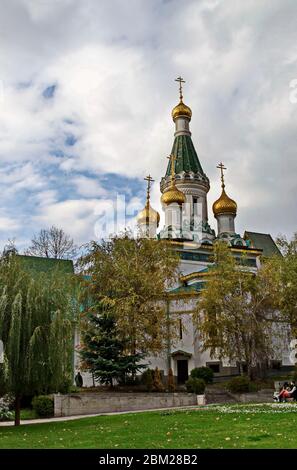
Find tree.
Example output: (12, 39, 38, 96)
(25, 226, 77, 260)
(273, 234, 297, 369)
(2, 239, 18, 257)
(79, 300, 145, 386)
(193, 241, 283, 379)
(78, 234, 180, 358)
(0, 255, 77, 425)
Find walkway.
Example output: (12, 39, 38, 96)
(0, 405, 202, 427)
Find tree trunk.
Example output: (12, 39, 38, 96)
(247, 363, 254, 381)
(238, 361, 243, 376)
(14, 394, 21, 426)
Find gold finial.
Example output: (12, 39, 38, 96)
(217, 162, 226, 189)
(161, 153, 185, 206)
(175, 76, 185, 102)
(144, 174, 154, 204)
(213, 163, 237, 217)
(167, 154, 177, 184)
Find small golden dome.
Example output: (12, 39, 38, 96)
(161, 184, 186, 206)
(172, 100, 192, 121)
(212, 189, 237, 217)
(137, 202, 160, 226)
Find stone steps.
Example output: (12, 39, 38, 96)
(205, 387, 275, 404)
(205, 388, 238, 404)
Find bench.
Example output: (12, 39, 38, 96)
(274, 381, 296, 402)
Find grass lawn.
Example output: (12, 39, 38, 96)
(1, 404, 297, 449)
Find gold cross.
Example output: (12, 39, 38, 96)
(217, 162, 226, 188)
(175, 76, 185, 101)
(144, 174, 154, 201)
(167, 154, 177, 183)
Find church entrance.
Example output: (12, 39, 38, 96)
(177, 359, 189, 384)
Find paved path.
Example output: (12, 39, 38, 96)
(0, 405, 202, 427)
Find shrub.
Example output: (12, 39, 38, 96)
(122, 375, 140, 386)
(227, 376, 250, 393)
(141, 369, 153, 391)
(58, 379, 72, 394)
(167, 368, 175, 392)
(152, 367, 165, 392)
(190, 367, 214, 384)
(0, 405, 13, 421)
(32, 395, 54, 418)
(185, 377, 206, 395)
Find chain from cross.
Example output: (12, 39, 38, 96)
(144, 174, 154, 201)
(175, 76, 185, 101)
(217, 162, 226, 188)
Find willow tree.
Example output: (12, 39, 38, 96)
(193, 241, 282, 379)
(0, 255, 77, 425)
(78, 234, 180, 360)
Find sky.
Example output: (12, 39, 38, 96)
(0, 0, 296, 251)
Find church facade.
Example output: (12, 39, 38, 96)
(135, 78, 290, 384)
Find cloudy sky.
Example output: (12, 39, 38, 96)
(0, 0, 296, 251)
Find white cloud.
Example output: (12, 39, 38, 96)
(0, 0, 296, 249)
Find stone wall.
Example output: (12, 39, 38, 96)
(54, 392, 197, 417)
(229, 389, 274, 403)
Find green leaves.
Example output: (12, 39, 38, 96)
(194, 241, 283, 378)
(0, 254, 77, 398)
(78, 235, 180, 356)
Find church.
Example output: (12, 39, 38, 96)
(134, 77, 287, 385)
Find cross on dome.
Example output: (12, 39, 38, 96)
(175, 76, 185, 101)
(216, 162, 227, 189)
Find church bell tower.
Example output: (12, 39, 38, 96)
(160, 77, 215, 243)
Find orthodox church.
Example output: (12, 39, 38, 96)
(135, 78, 286, 384)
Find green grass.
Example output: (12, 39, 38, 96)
(1, 404, 297, 449)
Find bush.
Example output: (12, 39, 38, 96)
(227, 376, 251, 393)
(185, 377, 206, 395)
(167, 368, 175, 392)
(32, 395, 54, 418)
(58, 379, 72, 394)
(122, 375, 140, 386)
(141, 369, 153, 391)
(152, 367, 165, 392)
(0, 404, 13, 421)
(190, 367, 214, 384)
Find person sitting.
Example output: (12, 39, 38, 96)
(275, 382, 290, 402)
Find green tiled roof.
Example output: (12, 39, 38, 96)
(170, 281, 204, 295)
(244, 232, 281, 257)
(17, 255, 74, 274)
(165, 134, 206, 177)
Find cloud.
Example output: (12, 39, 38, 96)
(0, 0, 296, 251)
(71, 175, 107, 198)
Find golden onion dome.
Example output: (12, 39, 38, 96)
(137, 202, 160, 226)
(161, 184, 186, 206)
(172, 100, 192, 121)
(212, 188, 237, 217)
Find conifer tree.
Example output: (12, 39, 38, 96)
(79, 301, 145, 386)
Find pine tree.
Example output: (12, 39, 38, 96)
(79, 303, 145, 387)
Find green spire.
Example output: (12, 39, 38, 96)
(165, 134, 206, 178)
